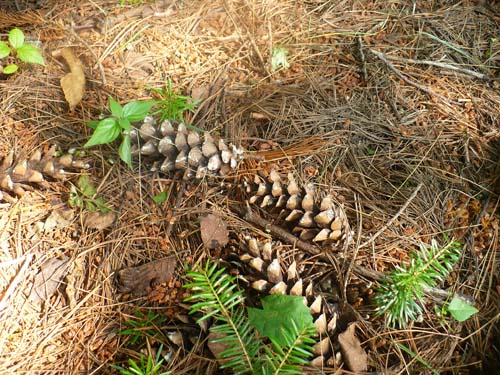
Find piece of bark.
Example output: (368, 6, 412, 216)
(28, 256, 70, 304)
(116, 256, 177, 296)
(338, 323, 368, 373)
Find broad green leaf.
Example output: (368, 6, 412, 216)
(87, 120, 99, 129)
(92, 197, 111, 213)
(271, 46, 290, 71)
(84, 118, 121, 147)
(122, 100, 155, 122)
(119, 135, 132, 168)
(248, 294, 314, 346)
(16, 44, 45, 65)
(2, 64, 18, 74)
(118, 117, 131, 131)
(9, 28, 24, 49)
(448, 296, 478, 322)
(109, 97, 123, 118)
(0, 42, 11, 59)
(153, 189, 168, 204)
(77, 175, 97, 197)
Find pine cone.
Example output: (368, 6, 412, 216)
(0, 146, 89, 202)
(130, 116, 244, 179)
(243, 170, 351, 249)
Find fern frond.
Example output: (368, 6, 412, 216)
(184, 261, 256, 373)
(375, 239, 461, 328)
(263, 320, 317, 375)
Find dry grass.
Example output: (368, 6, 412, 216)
(0, 0, 499, 374)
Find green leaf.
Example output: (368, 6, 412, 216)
(84, 118, 121, 147)
(16, 44, 45, 65)
(448, 296, 478, 322)
(87, 120, 99, 129)
(122, 100, 155, 122)
(2, 64, 18, 74)
(119, 135, 132, 168)
(0, 42, 11, 59)
(153, 189, 169, 204)
(77, 175, 97, 197)
(271, 46, 290, 72)
(9, 28, 24, 49)
(109, 97, 123, 118)
(248, 294, 314, 346)
(118, 117, 131, 131)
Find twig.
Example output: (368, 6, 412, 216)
(165, 179, 187, 238)
(69, 22, 107, 85)
(358, 183, 423, 249)
(370, 49, 460, 106)
(379, 54, 490, 81)
(242, 205, 321, 255)
(356, 37, 368, 81)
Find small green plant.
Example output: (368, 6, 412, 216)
(68, 175, 111, 213)
(118, 309, 167, 347)
(184, 260, 317, 375)
(435, 295, 478, 324)
(271, 46, 290, 72)
(0, 28, 44, 74)
(375, 238, 462, 328)
(111, 345, 171, 375)
(149, 80, 199, 123)
(85, 96, 155, 167)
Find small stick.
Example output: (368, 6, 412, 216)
(242, 205, 321, 255)
(370, 49, 460, 106)
(165, 179, 187, 238)
(380, 54, 490, 81)
(358, 183, 423, 249)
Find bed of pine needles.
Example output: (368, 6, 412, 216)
(0, 0, 499, 374)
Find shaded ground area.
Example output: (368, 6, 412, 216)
(0, 0, 499, 374)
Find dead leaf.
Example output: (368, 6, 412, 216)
(84, 211, 116, 230)
(28, 256, 70, 304)
(43, 208, 75, 233)
(207, 330, 231, 365)
(200, 214, 229, 249)
(52, 48, 85, 111)
(116, 256, 177, 296)
(338, 323, 368, 373)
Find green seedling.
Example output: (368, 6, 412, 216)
(69, 175, 111, 213)
(375, 238, 462, 328)
(0, 28, 44, 74)
(85, 96, 155, 168)
(271, 46, 290, 72)
(149, 80, 199, 123)
(111, 345, 171, 375)
(119, 310, 167, 347)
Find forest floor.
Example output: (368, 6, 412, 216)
(0, 0, 499, 374)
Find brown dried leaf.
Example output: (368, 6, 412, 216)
(338, 323, 368, 373)
(52, 48, 85, 111)
(84, 211, 116, 230)
(200, 214, 229, 249)
(116, 256, 177, 296)
(28, 256, 70, 304)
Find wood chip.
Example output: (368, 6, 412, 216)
(116, 256, 177, 296)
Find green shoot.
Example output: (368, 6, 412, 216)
(118, 309, 167, 347)
(375, 238, 462, 328)
(85, 96, 155, 168)
(149, 80, 199, 123)
(111, 345, 171, 375)
(68, 175, 111, 213)
(0, 28, 44, 75)
(271, 46, 290, 71)
(396, 343, 440, 375)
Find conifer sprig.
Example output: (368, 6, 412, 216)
(184, 260, 317, 375)
(375, 239, 461, 328)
